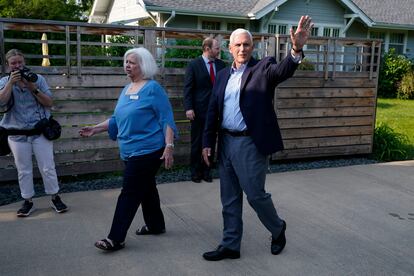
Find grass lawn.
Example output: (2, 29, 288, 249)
(376, 98, 414, 159)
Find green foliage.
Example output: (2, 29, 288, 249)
(298, 58, 315, 71)
(373, 122, 408, 161)
(378, 49, 413, 98)
(1, 0, 94, 66)
(165, 39, 202, 68)
(397, 71, 414, 99)
(0, 0, 92, 21)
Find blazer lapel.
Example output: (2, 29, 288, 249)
(218, 68, 231, 115)
(197, 57, 210, 79)
(240, 58, 257, 93)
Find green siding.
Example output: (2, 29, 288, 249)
(346, 20, 367, 38)
(275, 0, 345, 25)
(165, 15, 198, 29)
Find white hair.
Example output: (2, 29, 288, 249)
(229, 28, 253, 45)
(124, 47, 158, 79)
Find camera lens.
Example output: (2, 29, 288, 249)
(20, 67, 38, 82)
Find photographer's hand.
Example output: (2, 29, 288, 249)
(0, 71, 20, 103)
(8, 71, 21, 85)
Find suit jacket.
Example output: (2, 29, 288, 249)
(183, 56, 226, 119)
(203, 56, 299, 155)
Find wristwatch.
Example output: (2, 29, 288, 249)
(166, 143, 174, 149)
(32, 89, 40, 95)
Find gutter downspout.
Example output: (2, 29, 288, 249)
(163, 10, 176, 27)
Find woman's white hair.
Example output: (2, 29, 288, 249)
(124, 47, 158, 79)
(229, 28, 253, 45)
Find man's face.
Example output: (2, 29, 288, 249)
(208, 40, 220, 59)
(229, 33, 253, 67)
(7, 55, 25, 72)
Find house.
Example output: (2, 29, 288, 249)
(88, 0, 414, 59)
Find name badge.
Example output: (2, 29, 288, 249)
(129, 95, 139, 100)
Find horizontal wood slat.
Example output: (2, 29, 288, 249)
(0, 20, 380, 182)
(0, 73, 377, 182)
(273, 144, 372, 160)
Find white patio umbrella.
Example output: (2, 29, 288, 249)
(41, 33, 51, 66)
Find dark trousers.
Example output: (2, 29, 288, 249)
(190, 116, 214, 177)
(218, 134, 284, 251)
(108, 148, 165, 243)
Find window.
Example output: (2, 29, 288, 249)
(369, 31, 405, 54)
(369, 31, 385, 40)
(323, 27, 340, 37)
(227, 23, 245, 31)
(268, 24, 277, 34)
(278, 25, 287, 35)
(267, 24, 287, 34)
(389, 33, 404, 54)
(202, 21, 221, 30)
(311, 27, 319, 36)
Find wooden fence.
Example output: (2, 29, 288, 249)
(0, 18, 381, 181)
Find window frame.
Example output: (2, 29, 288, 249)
(368, 30, 407, 55)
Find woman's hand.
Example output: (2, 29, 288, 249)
(79, 120, 110, 137)
(161, 146, 174, 169)
(79, 126, 97, 137)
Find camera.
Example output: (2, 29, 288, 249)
(13, 66, 38, 82)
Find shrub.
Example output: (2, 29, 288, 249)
(298, 58, 315, 71)
(397, 71, 414, 99)
(373, 122, 408, 161)
(164, 39, 202, 68)
(378, 49, 412, 98)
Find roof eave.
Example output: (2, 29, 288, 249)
(146, 6, 251, 20)
(371, 22, 414, 31)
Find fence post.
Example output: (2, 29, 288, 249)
(76, 26, 82, 77)
(65, 25, 71, 77)
(144, 29, 156, 57)
(0, 23, 5, 76)
(369, 41, 375, 80)
(216, 34, 223, 59)
(332, 39, 336, 80)
(324, 39, 330, 80)
(268, 36, 276, 58)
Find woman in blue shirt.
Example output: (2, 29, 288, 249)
(80, 47, 177, 251)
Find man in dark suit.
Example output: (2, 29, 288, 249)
(184, 37, 226, 183)
(202, 16, 313, 261)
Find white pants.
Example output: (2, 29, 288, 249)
(8, 135, 59, 199)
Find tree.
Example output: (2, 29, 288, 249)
(0, 0, 93, 21)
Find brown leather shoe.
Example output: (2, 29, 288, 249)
(203, 245, 240, 261)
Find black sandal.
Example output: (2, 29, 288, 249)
(94, 238, 125, 251)
(135, 225, 166, 235)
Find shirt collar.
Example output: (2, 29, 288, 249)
(230, 62, 247, 74)
(202, 55, 212, 65)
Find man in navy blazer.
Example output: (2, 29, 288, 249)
(202, 16, 313, 261)
(184, 38, 226, 183)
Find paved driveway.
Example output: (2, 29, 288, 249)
(1, 161, 413, 275)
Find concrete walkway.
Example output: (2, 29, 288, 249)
(1, 161, 413, 276)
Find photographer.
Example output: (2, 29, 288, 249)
(0, 49, 68, 217)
